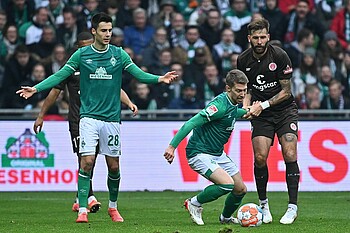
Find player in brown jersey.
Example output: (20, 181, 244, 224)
(237, 18, 299, 225)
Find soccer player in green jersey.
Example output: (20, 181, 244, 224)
(17, 12, 178, 223)
(164, 69, 256, 225)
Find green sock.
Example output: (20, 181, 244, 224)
(78, 169, 91, 208)
(222, 192, 246, 218)
(197, 184, 234, 204)
(107, 171, 120, 202)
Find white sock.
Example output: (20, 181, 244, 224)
(75, 197, 79, 204)
(109, 200, 117, 209)
(190, 196, 201, 207)
(288, 203, 297, 211)
(259, 198, 268, 206)
(88, 196, 97, 203)
(79, 207, 87, 214)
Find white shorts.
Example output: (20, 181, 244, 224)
(187, 152, 239, 179)
(79, 117, 122, 157)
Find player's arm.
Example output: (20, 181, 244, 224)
(121, 49, 177, 84)
(164, 113, 208, 164)
(16, 50, 80, 98)
(120, 89, 138, 116)
(33, 88, 61, 134)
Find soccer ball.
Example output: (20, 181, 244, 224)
(237, 203, 263, 227)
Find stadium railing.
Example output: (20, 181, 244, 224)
(0, 109, 349, 120)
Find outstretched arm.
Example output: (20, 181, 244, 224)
(33, 88, 61, 134)
(120, 89, 138, 116)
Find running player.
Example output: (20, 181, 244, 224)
(237, 18, 299, 225)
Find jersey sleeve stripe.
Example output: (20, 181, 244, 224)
(66, 64, 77, 71)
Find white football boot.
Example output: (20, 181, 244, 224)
(259, 199, 273, 223)
(280, 204, 298, 224)
(184, 199, 204, 225)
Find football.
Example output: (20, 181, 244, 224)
(237, 203, 263, 227)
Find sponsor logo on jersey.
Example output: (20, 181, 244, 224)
(90, 67, 112, 79)
(283, 65, 293, 74)
(269, 62, 277, 71)
(252, 81, 278, 91)
(1, 129, 54, 168)
(206, 105, 218, 116)
(290, 123, 297, 131)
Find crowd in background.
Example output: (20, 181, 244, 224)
(0, 0, 350, 117)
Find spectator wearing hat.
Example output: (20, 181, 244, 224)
(111, 27, 124, 47)
(172, 24, 211, 65)
(168, 81, 204, 110)
(292, 46, 318, 100)
(150, 0, 177, 29)
(124, 7, 155, 63)
(317, 30, 344, 76)
(331, 0, 350, 50)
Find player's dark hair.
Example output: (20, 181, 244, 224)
(226, 69, 249, 87)
(247, 18, 270, 35)
(91, 12, 112, 30)
(77, 31, 94, 42)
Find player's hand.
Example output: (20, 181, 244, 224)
(159, 71, 178, 84)
(164, 145, 175, 164)
(249, 101, 263, 117)
(33, 117, 44, 134)
(129, 103, 138, 117)
(16, 86, 37, 99)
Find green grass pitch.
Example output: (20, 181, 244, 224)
(0, 191, 349, 233)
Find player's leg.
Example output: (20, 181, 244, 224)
(76, 117, 99, 223)
(277, 108, 299, 224)
(185, 153, 234, 225)
(87, 147, 101, 213)
(100, 121, 123, 222)
(251, 118, 274, 223)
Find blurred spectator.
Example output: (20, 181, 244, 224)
(42, 43, 66, 76)
(172, 25, 211, 65)
(6, 0, 35, 28)
(0, 23, 20, 63)
(118, 0, 142, 28)
(131, 82, 157, 110)
(284, 0, 325, 45)
(279, 0, 314, 15)
(223, 0, 252, 50)
(317, 30, 344, 76)
(148, 48, 172, 75)
(0, 10, 7, 37)
(335, 49, 350, 98)
(315, 0, 342, 29)
(19, 7, 49, 45)
(1, 44, 37, 108)
(330, 0, 350, 49)
(212, 28, 242, 76)
(298, 84, 321, 110)
(229, 52, 239, 69)
(46, 0, 65, 28)
(199, 8, 227, 50)
(110, 27, 124, 47)
(77, 0, 100, 30)
(318, 64, 334, 101)
(140, 0, 161, 18)
(176, 0, 199, 21)
(213, 0, 230, 15)
(121, 46, 136, 96)
(124, 7, 155, 63)
(102, 0, 123, 28)
(141, 27, 170, 68)
(292, 47, 318, 99)
(259, 0, 286, 42)
(201, 63, 225, 105)
(150, 0, 176, 29)
(320, 79, 350, 109)
(56, 7, 84, 54)
(188, 0, 215, 26)
(168, 82, 204, 110)
(167, 12, 186, 48)
(28, 25, 57, 63)
(284, 28, 315, 68)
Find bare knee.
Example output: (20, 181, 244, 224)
(234, 184, 247, 195)
(283, 151, 297, 163)
(108, 164, 120, 173)
(255, 153, 267, 167)
(81, 157, 95, 172)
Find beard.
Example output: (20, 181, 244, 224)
(251, 42, 268, 54)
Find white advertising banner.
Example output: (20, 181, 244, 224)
(0, 121, 349, 191)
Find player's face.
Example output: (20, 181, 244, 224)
(92, 22, 112, 49)
(248, 28, 269, 55)
(226, 83, 247, 104)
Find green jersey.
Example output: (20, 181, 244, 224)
(34, 44, 160, 122)
(170, 92, 247, 158)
